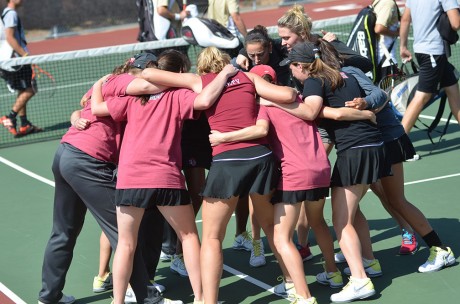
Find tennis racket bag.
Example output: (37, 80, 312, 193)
(346, 4, 378, 81)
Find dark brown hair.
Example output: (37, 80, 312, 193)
(115, 57, 158, 105)
(157, 49, 191, 73)
(138, 50, 191, 105)
(245, 25, 272, 49)
(296, 38, 344, 90)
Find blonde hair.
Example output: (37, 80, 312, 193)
(196, 47, 231, 75)
(277, 5, 312, 40)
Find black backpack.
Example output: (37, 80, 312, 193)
(136, 0, 157, 42)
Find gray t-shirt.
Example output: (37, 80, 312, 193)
(2, 8, 28, 55)
(406, 0, 459, 55)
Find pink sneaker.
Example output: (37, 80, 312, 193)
(296, 243, 313, 261)
(399, 229, 418, 255)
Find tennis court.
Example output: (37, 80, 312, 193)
(1, 116, 459, 304)
(1, 7, 460, 304)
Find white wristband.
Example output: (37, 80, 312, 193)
(174, 13, 181, 21)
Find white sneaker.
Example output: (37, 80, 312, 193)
(158, 298, 184, 304)
(273, 276, 296, 296)
(232, 231, 253, 251)
(418, 246, 456, 273)
(125, 287, 137, 303)
(38, 294, 76, 304)
(249, 239, 266, 267)
(160, 250, 173, 261)
(170, 254, 188, 277)
(330, 277, 375, 303)
(334, 251, 346, 263)
(406, 154, 421, 162)
(150, 280, 166, 293)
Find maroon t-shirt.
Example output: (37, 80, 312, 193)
(61, 74, 135, 164)
(107, 88, 197, 189)
(201, 71, 268, 156)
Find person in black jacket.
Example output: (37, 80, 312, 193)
(235, 9, 372, 91)
(232, 25, 291, 86)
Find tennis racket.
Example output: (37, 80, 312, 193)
(378, 65, 405, 94)
(378, 60, 418, 94)
(31, 64, 56, 98)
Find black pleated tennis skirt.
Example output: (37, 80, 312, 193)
(271, 187, 330, 204)
(115, 188, 190, 209)
(331, 143, 392, 187)
(385, 134, 416, 164)
(200, 145, 279, 199)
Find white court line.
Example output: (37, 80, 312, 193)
(1, 155, 460, 296)
(419, 114, 451, 123)
(223, 264, 287, 299)
(0, 156, 55, 187)
(0, 282, 27, 304)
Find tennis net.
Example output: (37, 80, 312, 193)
(0, 16, 458, 148)
(0, 39, 194, 148)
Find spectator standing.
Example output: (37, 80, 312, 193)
(399, 0, 460, 134)
(207, 0, 248, 58)
(136, 0, 189, 42)
(208, 0, 248, 39)
(153, 0, 190, 40)
(1, 0, 41, 138)
(373, 0, 400, 83)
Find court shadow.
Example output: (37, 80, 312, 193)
(153, 217, 459, 303)
(46, 121, 71, 132)
(72, 291, 111, 303)
(408, 125, 460, 155)
(415, 136, 460, 157)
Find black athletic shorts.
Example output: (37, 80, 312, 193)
(0, 64, 36, 91)
(415, 53, 458, 94)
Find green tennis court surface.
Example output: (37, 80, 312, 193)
(1, 111, 459, 303)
